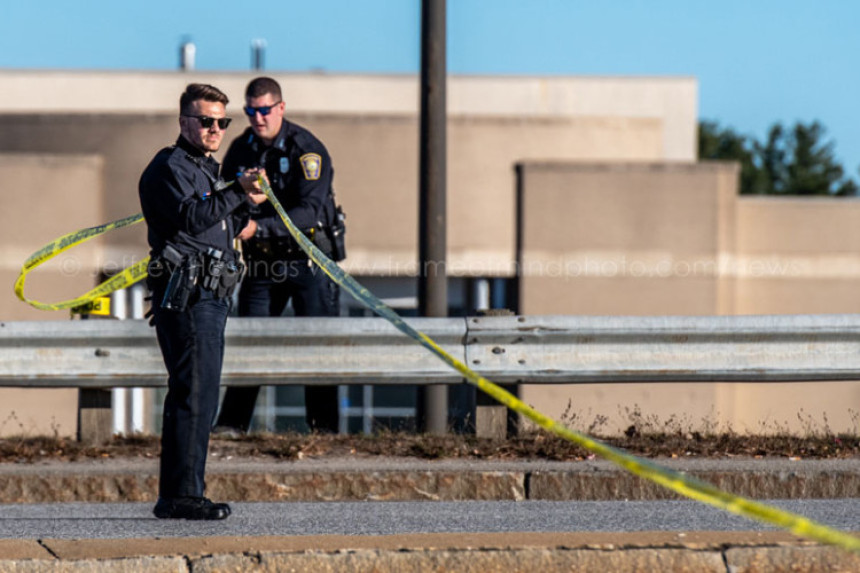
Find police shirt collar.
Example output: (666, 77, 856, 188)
(272, 120, 289, 151)
(248, 120, 289, 154)
(176, 135, 209, 158)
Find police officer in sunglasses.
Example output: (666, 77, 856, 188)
(214, 77, 343, 435)
(139, 83, 267, 519)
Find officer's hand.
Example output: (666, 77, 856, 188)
(237, 219, 258, 240)
(238, 168, 269, 205)
(238, 168, 268, 193)
(245, 190, 268, 206)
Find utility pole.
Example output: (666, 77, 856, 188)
(417, 0, 448, 434)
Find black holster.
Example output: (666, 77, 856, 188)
(200, 249, 245, 299)
(148, 245, 244, 313)
(158, 254, 199, 313)
(311, 218, 346, 262)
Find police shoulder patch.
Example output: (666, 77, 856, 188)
(299, 153, 322, 181)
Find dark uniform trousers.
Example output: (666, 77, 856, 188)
(216, 259, 340, 433)
(152, 286, 229, 498)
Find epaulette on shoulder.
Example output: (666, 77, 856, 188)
(290, 124, 325, 155)
(163, 145, 186, 164)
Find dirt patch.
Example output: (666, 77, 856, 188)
(0, 429, 857, 464)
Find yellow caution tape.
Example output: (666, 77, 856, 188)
(259, 177, 860, 553)
(14, 213, 149, 313)
(74, 296, 112, 316)
(15, 179, 860, 551)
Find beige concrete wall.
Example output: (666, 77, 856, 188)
(0, 70, 698, 307)
(0, 388, 77, 438)
(517, 162, 739, 315)
(0, 70, 694, 293)
(0, 154, 106, 437)
(517, 162, 734, 434)
(517, 162, 860, 435)
(0, 71, 697, 161)
(722, 197, 860, 436)
(735, 197, 860, 314)
(0, 112, 664, 282)
(521, 381, 860, 436)
(520, 159, 737, 433)
(0, 154, 106, 321)
(315, 114, 663, 276)
(0, 115, 171, 248)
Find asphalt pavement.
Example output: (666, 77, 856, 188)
(0, 498, 857, 540)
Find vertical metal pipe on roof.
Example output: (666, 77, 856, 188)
(252, 39, 267, 71)
(179, 40, 196, 72)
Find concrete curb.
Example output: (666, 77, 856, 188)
(0, 533, 858, 572)
(0, 457, 858, 503)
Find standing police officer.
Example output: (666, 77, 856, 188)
(139, 83, 267, 520)
(215, 77, 343, 434)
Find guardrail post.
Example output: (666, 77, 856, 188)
(77, 389, 112, 444)
(472, 309, 515, 439)
(475, 389, 507, 439)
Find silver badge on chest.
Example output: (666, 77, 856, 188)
(280, 157, 289, 174)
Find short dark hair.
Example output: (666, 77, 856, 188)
(246, 77, 282, 100)
(179, 84, 229, 115)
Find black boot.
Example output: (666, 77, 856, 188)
(153, 497, 231, 520)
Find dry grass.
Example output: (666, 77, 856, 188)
(0, 429, 856, 463)
(0, 404, 857, 463)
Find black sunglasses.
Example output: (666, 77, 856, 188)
(184, 115, 232, 130)
(243, 101, 282, 117)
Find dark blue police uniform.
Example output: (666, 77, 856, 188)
(139, 135, 250, 505)
(216, 119, 341, 433)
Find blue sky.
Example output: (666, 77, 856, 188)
(2, 1, 858, 171)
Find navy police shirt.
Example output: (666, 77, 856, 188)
(139, 135, 250, 261)
(221, 119, 334, 241)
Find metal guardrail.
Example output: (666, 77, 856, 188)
(0, 318, 464, 388)
(467, 314, 860, 383)
(3, 314, 860, 387)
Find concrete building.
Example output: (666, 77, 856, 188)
(517, 161, 860, 435)
(1, 70, 856, 437)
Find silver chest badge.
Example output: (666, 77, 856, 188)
(280, 157, 289, 174)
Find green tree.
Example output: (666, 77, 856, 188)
(698, 121, 766, 194)
(781, 122, 857, 196)
(699, 120, 858, 196)
(755, 123, 788, 195)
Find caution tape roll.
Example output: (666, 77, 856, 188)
(14, 213, 149, 312)
(259, 177, 860, 553)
